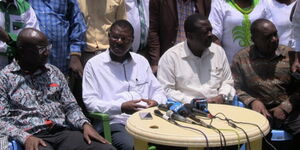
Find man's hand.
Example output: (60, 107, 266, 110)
(251, 100, 271, 118)
(269, 107, 286, 120)
(0, 27, 10, 42)
(141, 99, 158, 107)
(151, 65, 158, 74)
(25, 136, 47, 150)
(207, 95, 224, 104)
(69, 55, 83, 77)
(121, 100, 147, 114)
(83, 122, 109, 144)
(291, 52, 300, 73)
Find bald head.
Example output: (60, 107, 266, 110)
(16, 28, 50, 73)
(17, 28, 48, 48)
(250, 19, 279, 57)
(251, 19, 277, 36)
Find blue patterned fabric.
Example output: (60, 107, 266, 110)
(0, 61, 88, 144)
(27, 0, 87, 74)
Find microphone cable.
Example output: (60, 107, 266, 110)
(190, 114, 226, 149)
(175, 122, 210, 148)
(223, 116, 277, 150)
(217, 128, 242, 150)
(154, 109, 210, 148)
(213, 112, 251, 150)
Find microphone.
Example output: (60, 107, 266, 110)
(166, 110, 193, 124)
(158, 104, 170, 112)
(183, 104, 212, 118)
(191, 98, 209, 112)
(154, 109, 175, 124)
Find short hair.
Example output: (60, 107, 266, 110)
(110, 20, 134, 37)
(184, 14, 208, 33)
(250, 19, 274, 35)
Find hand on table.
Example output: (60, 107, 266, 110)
(207, 95, 224, 104)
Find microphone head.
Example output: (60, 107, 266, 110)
(158, 104, 169, 112)
(154, 109, 163, 117)
(166, 110, 187, 122)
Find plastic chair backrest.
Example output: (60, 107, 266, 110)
(9, 140, 23, 150)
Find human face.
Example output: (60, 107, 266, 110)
(108, 26, 133, 58)
(18, 42, 50, 72)
(253, 22, 279, 57)
(187, 20, 213, 56)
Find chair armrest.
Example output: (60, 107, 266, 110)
(88, 112, 112, 143)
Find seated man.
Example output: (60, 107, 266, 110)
(0, 28, 115, 150)
(231, 19, 300, 149)
(82, 20, 166, 150)
(157, 14, 235, 104)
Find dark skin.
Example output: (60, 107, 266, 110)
(250, 20, 286, 120)
(17, 28, 109, 150)
(186, 19, 224, 104)
(108, 25, 158, 114)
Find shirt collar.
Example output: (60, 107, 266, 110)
(103, 48, 137, 65)
(250, 45, 287, 60)
(181, 41, 212, 59)
(11, 60, 49, 75)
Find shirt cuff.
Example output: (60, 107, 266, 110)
(70, 45, 82, 53)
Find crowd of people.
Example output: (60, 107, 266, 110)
(0, 0, 300, 150)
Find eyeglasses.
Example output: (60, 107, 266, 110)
(36, 44, 52, 54)
(109, 34, 132, 43)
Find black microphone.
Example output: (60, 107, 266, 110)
(183, 104, 211, 118)
(188, 114, 212, 128)
(166, 110, 193, 124)
(158, 104, 170, 112)
(154, 109, 175, 124)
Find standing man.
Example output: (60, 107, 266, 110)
(232, 19, 300, 149)
(148, 0, 211, 73)
(157, 14, 235, 104)
(291, 2, 300, 74)
(0, 0, 39, 69)
(27, 0, 86, 75)
(125, 0, 149, 55)
(78, 0, 127, 65)
(82, 20, 166, 150)
(0, 28, 116, 150)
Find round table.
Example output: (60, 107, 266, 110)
(126, 104, 270, 150)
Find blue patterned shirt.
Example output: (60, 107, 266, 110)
(27, 0, 87, 74)
(0, 61, 89, 144)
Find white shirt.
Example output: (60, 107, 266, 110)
(292, 1, 300, 51)
(265, 0, 295, 46)
(209, 0, 269, 63)
(125, 0, 149, 52)
(82, 49, 166, 126)
(157, 42, 235, 104)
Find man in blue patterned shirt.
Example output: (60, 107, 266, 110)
(27, 0, 86, 75)
(0, 28, 115, 150)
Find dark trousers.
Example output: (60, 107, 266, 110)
(100, 123, 134, 150)
(34, 128, 116, 150)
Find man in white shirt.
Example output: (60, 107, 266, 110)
(157, 14, 235, 104)
(292, 2, 300, 74)
(82, 20, 166, 150)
